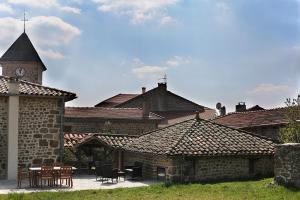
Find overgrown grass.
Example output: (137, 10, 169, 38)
(1, 178, 299, 200)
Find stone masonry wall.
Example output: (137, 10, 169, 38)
(0, 97, 8, 179)
(2, 61, 43, 84)
(123, 152, 173, 179)
(274, 143, 300, 188)
(64, 118, 158, 136)
(123, 152, 274, 184)
(243, 126, 281, 143)
(18, 97, 63, 167)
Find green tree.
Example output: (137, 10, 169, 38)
(102, 121, 114, 134)
(280, 96, 300, 143)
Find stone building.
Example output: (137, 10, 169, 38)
(64, 107, 163, 135)
(95, 83, 216, 126)
(213, 107, 289, 142)
(66, 114, 275, 183)
(0, 32, 76, 180)
(122, 115, 275, 183)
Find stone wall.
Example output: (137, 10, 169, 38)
(123, 152, 173, 179)
(243, 125, 282, 143)
(1, 61, 43, 84)
(274, 143, 300, 188)
(18, 97, 63, 167)
(64, 118, 158, 135)
(124, 152, 274, 183)
(0, 97, 8, 179)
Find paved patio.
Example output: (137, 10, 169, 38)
(0, 175, 158, 194)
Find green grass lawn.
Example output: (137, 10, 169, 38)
(1, 178, 299, 200)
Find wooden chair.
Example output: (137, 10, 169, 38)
(40, 166, 55, 188)
(17, 166, 30, 188)
(59, 166, 73, 188)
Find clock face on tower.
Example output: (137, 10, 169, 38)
(15, 67, 26, 78)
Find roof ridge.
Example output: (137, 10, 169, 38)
(213, 106, 288, 120)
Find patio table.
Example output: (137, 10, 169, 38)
(29, 167, 77, 187)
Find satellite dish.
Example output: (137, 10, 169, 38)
(216, 102, 222, 110)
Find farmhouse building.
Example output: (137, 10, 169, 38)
(213, 107, 289, 142)
(95, 83, 216, 126)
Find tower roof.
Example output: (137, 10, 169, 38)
(0, 32, 46, 71)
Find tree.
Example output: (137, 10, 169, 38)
(102, 121, 114, 134)
(280, 96, 300, 143)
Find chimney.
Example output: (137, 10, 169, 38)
(220, 106, 226, 116)
(157, 82, 167, 91)
(8, 77, 19, 95)
(236, 102, 246, 112)
(195, 111, 200, 120)
(142, 87, 146, 94)
(142, 98, 150, 118)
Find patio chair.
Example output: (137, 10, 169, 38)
(95, 166, 103, 181)
(40, 166, 55, 188)
(101, 164, 118, 183)
(17, 166, 30, 188)
(125, 162, 143, 180)
(58, 166, 73, 188)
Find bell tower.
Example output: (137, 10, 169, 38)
(0, 11, 47, 85)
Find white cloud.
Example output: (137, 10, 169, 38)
(38, 49, 65, 60)
(166, 56, 191, 67)
(132, 65, 167, 79)
(214, 2, 233, 26)
(246, 83, 294, 107)
(92, 0, 178, 24)
(8, 0, 81, 14)
(247, 84, 291, 95)
(0, 3, 14, 14)
(0, 16, 81, 60)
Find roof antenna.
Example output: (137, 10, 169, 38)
(21, 10, 28, 33)
(158, 74, 167, 84)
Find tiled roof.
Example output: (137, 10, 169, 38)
(64, 133, 136, 149)
(65, 107, 163, 120)
(95, 94, 139, 107)
(0, 76, 76, 101)
(124, 118, 275, 157)
(0, 33, 46, 70)
(213, 107, 289, 129)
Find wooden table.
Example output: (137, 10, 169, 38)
(29, 167, 77, 187)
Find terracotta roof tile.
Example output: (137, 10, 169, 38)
(213, 107, 288, 129)
(64, 133, 135, 149)
(0, 76, 76, 101)
(123, 118, 275, 156)
(65, 107, 163, 120)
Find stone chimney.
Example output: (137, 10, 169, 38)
(220, 106, 226, 116)
(236, 102, 246, 112)
(158, 82, 167, 91)
(8, 77, 19, 95)
(142, 87, 146, 94)
(142, 97, 150, 118)
(195, 111, 200, 120)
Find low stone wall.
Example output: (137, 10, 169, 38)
(274, 143, 300, 188)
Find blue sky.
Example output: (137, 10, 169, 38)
(0, 0, 299, 111)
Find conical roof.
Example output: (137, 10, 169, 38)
(0, 32, 46, 71)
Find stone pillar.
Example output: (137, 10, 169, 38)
(7, 78, 19, 180)
(274, 143, 300, 188)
